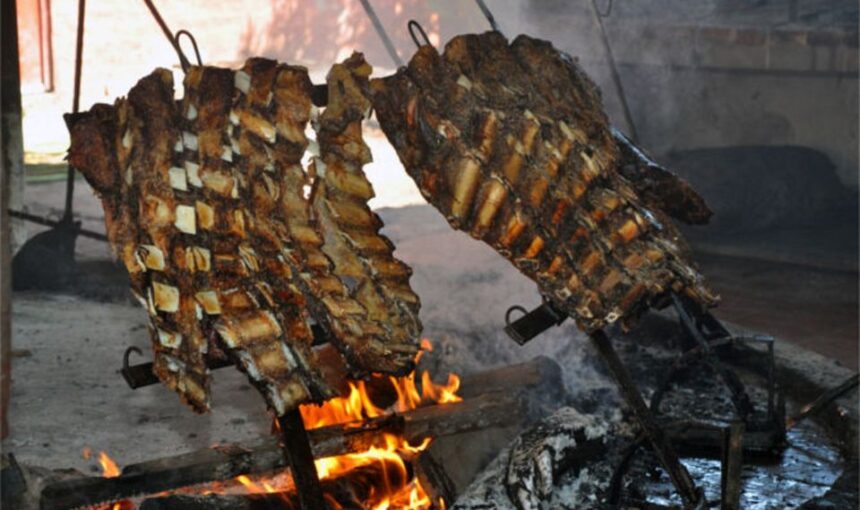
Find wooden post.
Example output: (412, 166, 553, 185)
(276, 410, 328, 510)
(1, 0, 26, 440)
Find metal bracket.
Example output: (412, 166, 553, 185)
(503, 301, 567, 345)
(121, 325, 329, 389)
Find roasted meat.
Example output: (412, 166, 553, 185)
(309, 54, 422, 374)
(68, 56, 423, 414)
(68, 67, 334, 414)
(370, 32, 718, 332)
(68, 71, 213, 411)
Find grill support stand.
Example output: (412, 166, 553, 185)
(589, 330, 702, 508)
(278, 410, 328, 510)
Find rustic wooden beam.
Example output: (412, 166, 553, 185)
(276, 410, 326, 510)
(0, 0, 25, 441)
(41, 392, 523, 510)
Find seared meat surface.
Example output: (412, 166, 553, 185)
(308, 54, 422, 375)
(68, 56, 422, 415)
(371, 32, 717, 332)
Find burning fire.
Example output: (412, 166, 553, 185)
(237, 338, 459, 509)
(82, 449, 129, 510)
(86, 339, 460, 509)
(82, 447, 121, 478)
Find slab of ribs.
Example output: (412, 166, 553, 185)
(67, 31, 714, 416)
(371, 32, 717, 334)
(67, 55, 421, 414)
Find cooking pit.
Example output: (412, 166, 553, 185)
(2, 1, 857, 510)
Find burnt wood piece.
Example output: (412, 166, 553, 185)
(371, 31, 717, 334)
(503, 408, 609, 510)
(277, 410, 326, 510)
(720, 421, 745, 510)
(589, 330, 701, 508)
(414, 450, 457, 508)
(40, 392, 522, 510)
(140, 494, 290, 510)
(139, 463, 391, 510)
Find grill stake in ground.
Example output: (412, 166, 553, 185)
(371, 31, 718, 333)
(66, 56, 422, 417)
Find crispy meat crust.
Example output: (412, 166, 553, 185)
(371, 32, 718, 332)
(68, 56, 424, 414)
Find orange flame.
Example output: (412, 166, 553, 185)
(87, 339, 460, 509)
(99, 452, 121, 478)
(83, 449, 129, 510)
(243, 338, 461, 509)
(83, 448, 121, 478)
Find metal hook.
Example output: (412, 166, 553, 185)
(142, 0, 191, 71)
(408, 20, 432, 49)
(122, 346, 143, 372)
(505, 305, 528, 327)
(175, 29, 202, 71)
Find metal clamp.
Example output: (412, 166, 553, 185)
(503, 300, 567, 346)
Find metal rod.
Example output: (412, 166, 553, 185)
(767, 340, 775, 421)
(786, 373, 859, 430)
(671, 293, 754, 419)
(7, 209, 107, 241)
(121, 326, 329, 389)
(358, 0, 403, 68)
(277, 410, 328, 510)
(64, 0, 87, 223)
(720, 421, 745, 510)
(589, 330, 702, 507)
(474, 0, 501, 32)
(142, 0, 191, 71)
(588, 0, 639, 143)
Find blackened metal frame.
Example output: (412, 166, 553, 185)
(503, 292, 791, 509)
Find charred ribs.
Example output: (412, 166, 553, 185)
(67, 56, 421, 415)
(371, 32, 718, 332)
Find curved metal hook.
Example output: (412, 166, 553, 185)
(505, 305, 528, 327)
(142, 0, 191, 71)
(123, 346, 143, 372)
(408, 20, 432, 49)
(175, 29, 202, 71)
